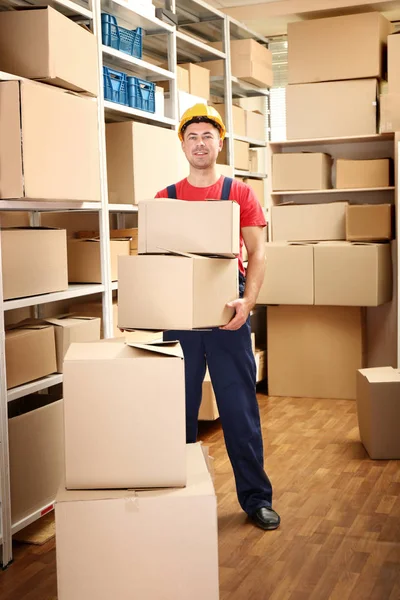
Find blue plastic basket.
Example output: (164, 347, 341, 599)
(101, 13, 143, 59)
(103, 66, 128, 106)
(127, 76, 155, 113)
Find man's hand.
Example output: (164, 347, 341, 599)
(220, 298, 252, 331)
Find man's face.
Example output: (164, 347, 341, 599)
(181, 121, 223, 170)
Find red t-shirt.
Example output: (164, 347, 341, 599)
(155, 176, 266, 275)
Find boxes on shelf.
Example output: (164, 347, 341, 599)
(5, 322, 57, 389)
(0, 6, 99, 96)
(55, 444, 219, 600)
(286, 79, 378, 140)
(165, 90, 208, 120)
(44, 315, 101, 373)
(346, 204, 393, 242)
(238, 96, 265, 114)
(101, 13, 143, 59)
(267, 305, 365, 400)
(249, 148, 266, 174)
(356, 367, 400, 459)
(1, 228, 68, 301)
(336, 158, 390, 189)
(179, 63, 210, 99)
(76, 228, 138, 255)
(218, 140, 249, 171)
(72, 298, 122, 339)
(271, 202, 347, 242)
(0, 80, 101, 201)
(158, 65, 189, 93)
(212, 103, 246, 137)
(388, 33, 400, 94)
(244, 178, 265, 206)
(67, 238, 130, 283)
(118, 254, 238, 330)
(40, 211, 101, 238)
(155, 86, 164, 116)
(138, 199, 240, 256)
(199, 370, 219, 421)
(63, 339, 186, 489)
(287, 12, 391, 85)
(379, 93, 400, 133)
(272, 153, 332, 191)
(245, 110, 265, 140)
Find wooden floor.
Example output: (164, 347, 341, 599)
(1, 393, 400, 600)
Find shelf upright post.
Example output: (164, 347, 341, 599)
(224, 17, 234, 170)
(166, 0, 178, 128)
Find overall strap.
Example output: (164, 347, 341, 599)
(166, 184, 177, 199)
(220, 177, 233, 200)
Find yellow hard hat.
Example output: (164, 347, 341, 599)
(178, 103, 226, 141)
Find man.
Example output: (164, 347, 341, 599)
(156, 104, 280, 531)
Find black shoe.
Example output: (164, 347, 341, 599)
(250, 507, 281, 531)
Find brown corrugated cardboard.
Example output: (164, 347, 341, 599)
(379, 93, 400, 132)
(63, 339, 186, 489)
(5, 323, 57, 389)
(180, 63, 210, 99)
(72, 298, 122, 339)
(245, 111, 265, 140)
(238, 96, 265, 114)
(45, 315, 101, 373)
(138, 199, 240, 256)
(212, 103, 246, 136)
(158, 64, 189, 93)
(286, 79, 378, 140)
(356, 367, 400, 459)
(245, 178, 265, 206)
(388, 33, 400, 94)
(9, 398, 64, 525)
(218, 140, 249, 170)
(1, 228, 68, 300)
(272, 153, 332, 191)
(267, 306, 364, 399)
(314, 242, 392, 307)
(257, 242, 314, 305)
(0, 7, 98, 95)
(288, 13, 391, 85)
(249, 148, 266, 174)
(118, 253, 238, 330)
(40, 211, 101, 238)
(0, 80, 100, 200)
(0, 211, 30, 227)
(55, 443, 218, 600)
(271, 202, 347, 242)
(336, 159, 390, 189)
(76, 228, 138, 255)
(346, 204, 393, 242)
(67, 239, 130, 283)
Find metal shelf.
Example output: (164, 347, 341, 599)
(4, 284, 105, 312)
(234, 135, 266, 147)
(102, 46, 175, 80)
(111, 281, 119, 290)
(1, 0, 92, 19)
(101, 0, 174, 33)
(108, 204, 138, 212)
(210, 75, 269, 99)
(176, 30, 225, 61)
(104, 100, 176, 127)
(7, 375, 63, 403)
(272, 186, 395, 196)
(270, 133, 395, 147)
(0, 200, 102, 212)
(235, 170, 267, 179)
(11, 503, 55, 536)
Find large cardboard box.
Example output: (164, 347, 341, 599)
(356, 367, 400, 459)
(336, 158, 390, 189)
(1, 228, 68, 300)
(5, 323, 57, 389)
(288, 13, 391, 85)
(271, 202, 347, 242)
(212, 103, 246, 137)
(245, 178, 265, 206)
(346, 204, 393, 242)
(72, 298, 122, 339)
(388, 33, 400, 94)
(218, 139, 249, 171)
(272, 153, 332, 191)
(286, 79, 378, 140)
(249, 148, 266, 174)
(45, 315, 101, 372)
(180, 63, 210, 99)
(0, 7, 98, 95)
(245, 110, 265, 140)
(9, 398, 64, 525)
(67, 239, 130, 283)
(55, 444, 218, 600)
(267, 306, 364, 400)
(138, 199, 240, 256)
(257, 242, 314, 305)
(118, 253, 238, 330)
(63, 339, 186, 489)
(0, 80, 100, 200)
(314, 242, 392, 307)
(379, 93, 400, 133)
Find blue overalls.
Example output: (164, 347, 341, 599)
(163, 177, 273, 516)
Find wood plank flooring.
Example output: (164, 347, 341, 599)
(1, 393, 399, 599)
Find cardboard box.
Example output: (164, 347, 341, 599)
(76, 228, 138, 255)
(346, 204, 393, 242)
(118, 253, 238, 330)
(0, 7, 98, 96)
(336, 158, 390, 189)
(67, 239, 130, 283)
(379, 93, 400, 133)
(180, 63, 210, 99)
(138, 199, 240, 256)
(106, 121, 182, 203)
(9, 398, 64, 525)
(72, 299, 122, 339)
(155, 85, 164, 116)
(245, 111, 265, 140)
(5, 323, 57, 389)
(55, 444, 219, 600)
(314, 242, 392, 307)
(288, 13, 391, 85)
(218, 139, 249, 171)
(1, 228, 68, 300)
(388, 33, 400, 94)
(255, 349, 267, 383)
(238, 96, 265, 114)
(212, 103, 246, 137)
(199, 371, 219, 421)
(45, 315, 101, 372)
(245, 178, 265, 206)
(286, 79, 378, 140)
(0, 80, 100, 200)
(271, 202, 347, 242)
(267, 306, 364, 399)
(249, 148, 266, 174)
(158, 65, 190, 93)
(272, 153, 332, 191)
(257, 242, 314, 305)
(357, 367, 400, 459)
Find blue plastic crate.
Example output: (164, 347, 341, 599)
(127, 76, 155, 113)
(101, 13, 143, 59)
(103, 66, 128, 106)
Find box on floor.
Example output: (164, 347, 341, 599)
(388, 33, 400, 94)
(346, 204, 393, 242)
(67, 238, 130, 283)
(271, 202, 347, 242)
(1, 228, 68, 301)
(218, 139, 249, 171)
(336, 158, 390, 189)
(44, 315, 101, 373)
(379, 93, 400, 132)
(0, 80, 100, 200)
(267, 305, 365, 400)
(179, 63, 210, 99)
(72, 298, 122, 339)
(245, 110, 265, 140)
(272, 153, 332, 191)
(138, 199, 240, 256)
(249, 148, 266, 174)
(212, 103, 246, 137)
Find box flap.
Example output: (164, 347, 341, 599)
(359, 366, 400, 383)
(7, 319, 51, 332)
(125, 330, 163, 344)
(126, 340, 183, 359)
